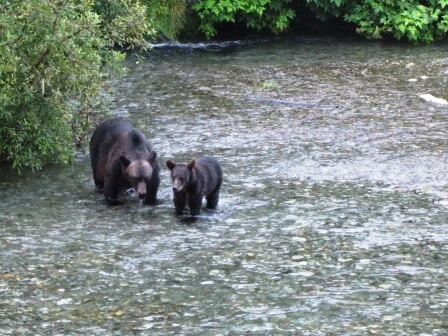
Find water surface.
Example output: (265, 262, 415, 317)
(1, 37, 448, 335)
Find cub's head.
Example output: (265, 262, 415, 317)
(120, 151, 156, 200)
(166, 159, 195, 193)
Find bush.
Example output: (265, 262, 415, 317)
(307, 0, 448, 43)
(192, 0, 296, 38)
(0, 0, 153, 173)
(143, 0, 187, 40)
(191, 0, 448, 42)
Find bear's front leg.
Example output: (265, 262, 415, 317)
(188, 193, 202, 216)
(144, 169, 160, 205)
(173, 192, 187, 215)
(103, 176, 120, 205)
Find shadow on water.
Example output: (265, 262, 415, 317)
(1, 37, 448, 335)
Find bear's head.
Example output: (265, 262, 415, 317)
(166, 159, 196, 193)
(120, 151, 156, 200)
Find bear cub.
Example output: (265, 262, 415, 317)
(90, 118, 160, 205)
(166, 156, 222, 216)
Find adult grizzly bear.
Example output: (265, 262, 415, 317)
(166, 156, 222, 216)
(90, 118, 160, 205)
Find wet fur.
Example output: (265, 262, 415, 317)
(166, 156, 222, 216)
(90, 118, 160, 205)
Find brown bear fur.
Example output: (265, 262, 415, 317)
(166, 156, 222, 216)
(90, 118, 160, 205)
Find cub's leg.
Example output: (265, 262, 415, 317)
(173, 192, 187, 215)
(206, 179, 222, 209)
(188, 193, 202, 216)
(206, 189, 220, 209)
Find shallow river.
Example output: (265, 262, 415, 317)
(1, 37, 448, 335)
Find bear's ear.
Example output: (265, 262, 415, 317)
(187, 159, 195, 171)
(130, 130, 141, 146)
(148, 150, 157, 164)
(166, 160, 175, 170)
(120, 155, 131, 168)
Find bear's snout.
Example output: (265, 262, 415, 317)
(172, 178, 183, 193)
(136, 181, 147, 200)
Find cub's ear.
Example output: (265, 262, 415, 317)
(148, 151, 157, 164)
(166, 160, 175, 170)
(120, 155, 131, 168)
(187, 159, 196, 171)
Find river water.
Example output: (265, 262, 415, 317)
(1, 37, 448, 335)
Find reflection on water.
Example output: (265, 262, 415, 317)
(1, 37, 448, 335)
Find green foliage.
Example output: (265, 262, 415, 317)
(0, 0, 154, 173)
(143, 0, 187, 40)
(94, 0, 155, 46)
(191, 0, 448, 42)
(307, 0, 448, 43)
(192, 0, 296, 38)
